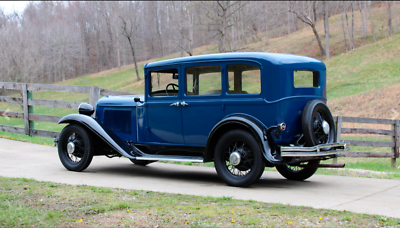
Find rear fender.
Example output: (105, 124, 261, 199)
(58, 114, 136, 159)
(205, 114, 284, 165)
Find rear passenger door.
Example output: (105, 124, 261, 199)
(181, 64, 225, 145)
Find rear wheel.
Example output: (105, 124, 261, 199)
(276, 160, 319, 181)
(214, 130, 265, 187)
(58, 124, 94, 172)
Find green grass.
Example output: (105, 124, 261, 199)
(1, 176, 399, 227)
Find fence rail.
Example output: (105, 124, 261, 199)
(0, 82, 134, 139)
(333, 116, 399, 167)
(0, 82, 399, 167)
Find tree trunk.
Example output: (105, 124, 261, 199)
(324, 1, 330, 59)
(221, 4, 227, 53)
(351, 2, 355, 48)
(312, 25, 325, 56)
(154, 2, 164, 57)
(345, 10, 354, 50)
(359, 1, 367, 37)
(394, 1, 398, 34)
(341, 13, 348, 52)
(367, 1, 376, 42)
(127, 37, 140, 81)
(265, 3, 269, 45)
(387, 1, 393, 36)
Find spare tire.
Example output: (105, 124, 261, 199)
(302, 100, 335, 147)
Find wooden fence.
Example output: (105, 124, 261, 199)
(334, 116, 399, 168)
(0, 82, 399, 167)
(0, 82, 133, 139)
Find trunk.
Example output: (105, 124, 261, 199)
(341, 13, 348, 52)
(324, 1, 330, 59)
(287, 1, 290, 34)
(154, 2, 164, 57)
(367, 1, 376, 42)
(351, 2, 355, 48)
(394, 1, 398, 34)
(221, 5, 227, 53)
(127, 37, 140, 81)
(265, 4, 269, 45)
(312, 25, 325, 56)
(359, 1, 367, 37)
(116, 25, 121, 68)
(188, 12, 193, 56)
(387, 1, 393, 36)
(345, 10, 354, 50)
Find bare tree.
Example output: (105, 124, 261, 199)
(394, 1, 398, 34)
(359, 1, 367, 37)
(387, 1, 393, 36)
(367, 1, 376, 42)
(341, 13, 348, 52)
(289, 1, 325, 56)
(119, 2, 141, 81)
(324, 1, 330, 59)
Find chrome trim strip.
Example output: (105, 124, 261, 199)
(135, 155, 203, 163)
(280, 142, 350, 157)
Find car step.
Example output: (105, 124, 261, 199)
(134, 155, 204, 163)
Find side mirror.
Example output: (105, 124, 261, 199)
(172, 73, 178, 80)
(134, 97, 141, 102)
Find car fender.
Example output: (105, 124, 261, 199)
(58, 114, 136, 159)
(205, 114, 283, 165)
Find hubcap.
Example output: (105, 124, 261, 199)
(322, 120, 330, 135)
(67, 142, 75, 154)
(229, 152, 241, 166)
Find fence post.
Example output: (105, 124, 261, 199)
(22, 84, 30, 135)
(391, 119, 399, 168)
(89, 86, 100, 116)
(333, 116, 342, 164)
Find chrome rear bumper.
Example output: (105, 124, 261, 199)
(280, 142, 350, 157)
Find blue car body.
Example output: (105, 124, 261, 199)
(57, 52, 348, 187)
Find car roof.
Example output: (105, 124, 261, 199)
(144, 52, 325, 69)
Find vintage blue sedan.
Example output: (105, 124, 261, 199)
(56, 52, 348, 187)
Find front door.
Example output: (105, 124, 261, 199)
(146, 67, 184, 144)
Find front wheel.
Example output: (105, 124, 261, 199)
(214, 129, 265, 187)
(275, 160, 319, 181)
(58, 124, 94, 172)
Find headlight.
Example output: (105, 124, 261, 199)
(78, 103, 94, 116)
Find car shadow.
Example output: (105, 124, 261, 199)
(85, 162, 325, 189)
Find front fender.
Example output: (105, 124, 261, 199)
(58, 114, 136, 159)
(205, 114, 284, 165)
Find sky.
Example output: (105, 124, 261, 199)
(0, 1, 30, 15)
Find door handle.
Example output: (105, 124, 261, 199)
(170, 102, 180, 107)
(181, 101, 188, 106)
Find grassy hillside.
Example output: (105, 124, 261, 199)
(0, 3, 399, 143)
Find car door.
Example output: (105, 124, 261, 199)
(181, 64, 225, 145)
(146, 67, 185, 144)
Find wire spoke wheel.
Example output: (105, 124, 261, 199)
(214, 130, 265, 187)
(58, 124, 94, 172)
(224, 141, 254, 177)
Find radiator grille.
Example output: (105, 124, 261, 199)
(103, 109, 131, 134)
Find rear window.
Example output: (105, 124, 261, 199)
(293, 70, 319, 88)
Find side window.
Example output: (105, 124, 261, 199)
(227, 64, 261, 95)
(186, 65, 221, 96)
(150, 69, 179, 97)
(293, 70, 319, 88)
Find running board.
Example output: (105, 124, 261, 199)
(135, 155, 203, 163)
